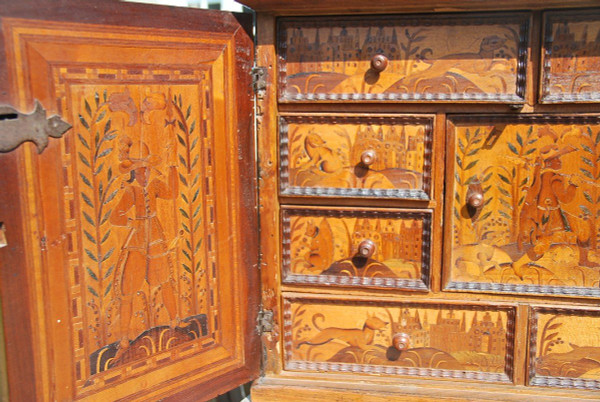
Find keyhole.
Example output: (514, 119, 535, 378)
(0, 113, 19, 121)
(0, 113, 18, 121)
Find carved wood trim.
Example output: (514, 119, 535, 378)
(446, 281, 600, 298)
(528, 306, 600, 390)
(279, 114, 434, 199)
(540, 9, 600, 104)
(282, 297, 516, 383)
(281, 207, 432, 290)
(448, 114, 600, 125)
(277, 12, 530, 103)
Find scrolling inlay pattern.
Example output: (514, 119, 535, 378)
(447, 115, 600, 297)
(54, 67, 218, 389)
(279, 115, 433, 199)
(283, 298, 515, 383)
(277, 13, 529, 102)
(282, 208, 431, 290)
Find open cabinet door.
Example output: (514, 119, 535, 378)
(0, 1, 259, 400)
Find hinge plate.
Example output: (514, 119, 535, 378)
(257, 309, 273, 333)
(251, 67, 267, 94)
(0, 100, 71, 154)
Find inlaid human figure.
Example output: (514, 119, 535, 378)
(110, 136, 179, 351)
(519, 145, 577, 251)
(515, 144, 592, 276)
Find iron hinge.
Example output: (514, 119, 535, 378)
(0, 100, 71, 154)
(257, 309, 273, 334)
(251, 67, 267, 94)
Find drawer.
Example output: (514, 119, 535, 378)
(277, 13, 529, 102)
(529, 306, 600, 390)
(279, 115, 433, 199)
(284, 297, 516, 383)
(445, 115, 600, 298)
(282, 207, 432, 290)
(541, 9, 600, 103)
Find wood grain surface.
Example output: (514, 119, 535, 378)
(0, 1, 258, 400)
(278, 14, 529, 103)
(253, 2, 600, 401)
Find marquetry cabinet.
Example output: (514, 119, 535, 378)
(248, 2, 600, 401)
(1, 1, 600, 401)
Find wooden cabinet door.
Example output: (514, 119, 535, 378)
(446, 115, 600, 297)
(0, 1, 259, 400)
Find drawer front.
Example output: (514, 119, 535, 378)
(280, 115, 433, 199)
(284, 297, 516, 383)
(278, 13, 529, 102)
(529, 307, 600, 390)
(541, 10, 600, 103)
(446, 115, 600, 297)
(282, 208, 431, 290)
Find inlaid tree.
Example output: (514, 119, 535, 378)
(77, 91, 119, 347)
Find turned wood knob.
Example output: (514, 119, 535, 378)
(370, 54, 389, 72)
(466, 184, 484, 208)
(360, 149, 376, 166)
(392, 333, 410, 351)
(357, 239, 376, 258)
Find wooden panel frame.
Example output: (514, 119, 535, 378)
(239, 0, 600, 15)
(255, 12, 285, 375)
(279, 114, 434, 199)
(281, 206, 432, 290)
(528, 305, 600, 390)
(444, 114, 600, 298)
(283, 296, 517, 384)
(540, 8, 600, 103)
(277, 12, 530, 103)
(0, 3, 259, 400)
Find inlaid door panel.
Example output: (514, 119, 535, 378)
(278, 13, 529, 102)
(541, 9, 600, 103)
(284, 297, 516, 383)
(0, 3, 258, 401)
(529, 306, 600, 390)
(446, 115, 600, 297)
(279, 115, 433, 199)
(282, 207, 432, 290)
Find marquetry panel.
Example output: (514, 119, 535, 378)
(283, 297, 516, 383)
(282, 208, 432, 290)
(446, 115, 600, 297)
(3, 15, 256, 400)
(277, 13, 529, 102)
(541, 9, 600, 103)
(279, 115, 433, 199)
(68, 82, 216, 381)
(529, 306, 600, 390)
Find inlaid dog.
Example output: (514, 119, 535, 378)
(297, 313, 387, 350)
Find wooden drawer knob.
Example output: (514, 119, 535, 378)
(466, 183, 484, 208)
(360, 149, 376, 166)
(370, 54, 389, 73)
(392, 333, 410, 351)
(357, 239, 376, 258)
